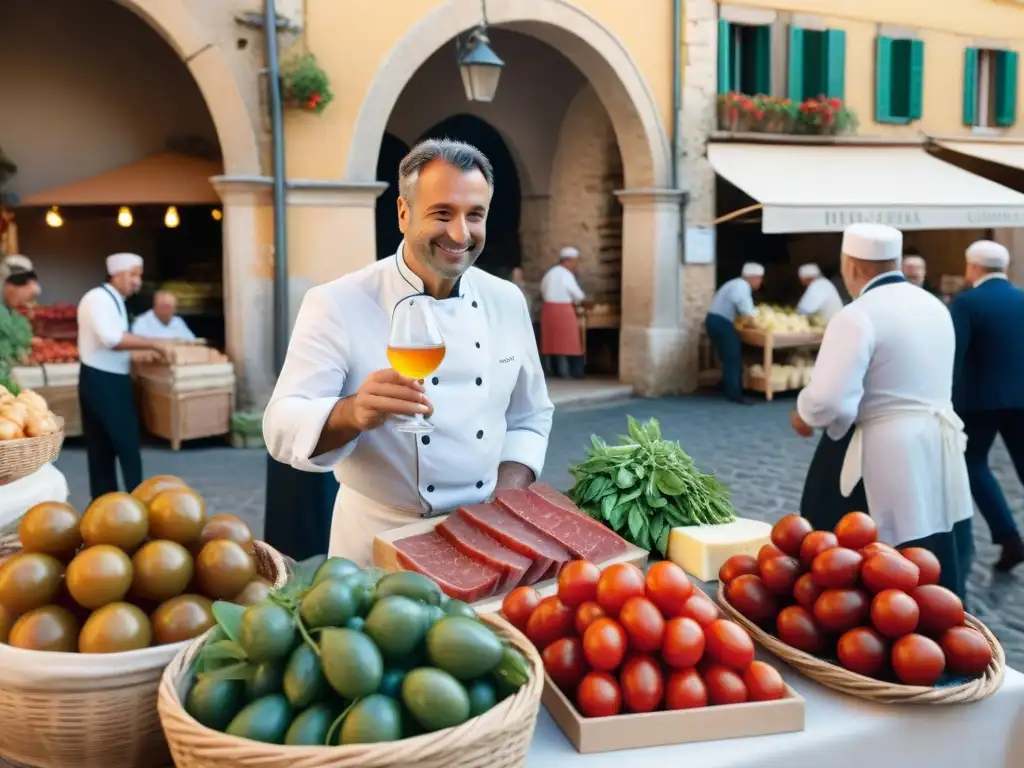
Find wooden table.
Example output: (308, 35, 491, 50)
(738, 328, 823, 401)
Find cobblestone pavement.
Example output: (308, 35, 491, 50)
(53, 395, 1024, 670)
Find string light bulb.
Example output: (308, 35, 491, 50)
(45, 206, 64, 228)
(211, 208, 223, 222)
(164, 206, 180, 228)
(117, 206, 133, 228)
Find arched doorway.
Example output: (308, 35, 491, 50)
(376, 132, 411, 260)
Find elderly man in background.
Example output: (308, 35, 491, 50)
(705, 262, 764, 404)
(1, 254, 41, 310)
(539, 246, 586, 379)
(795, 263, 844, 324)
(131, 289, 196, 342)
(902, 250, 940, 297)
(950, 240, 1024, 573)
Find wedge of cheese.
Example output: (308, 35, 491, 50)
(668, 518, 772, 582)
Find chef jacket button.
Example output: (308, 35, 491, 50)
(426, 484, 435, 493)
(421, 435, 430, 445)
(476, 481, 484, 489)
(431, 376, 439, 385)
(472, 301, 478, 308)
(475, 342, 480, 349)
(475, 377, 483, 386)
(476, 430, 483, 439)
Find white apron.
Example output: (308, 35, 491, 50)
(839, 401, 972, 545)
(328, 485, 427, 567)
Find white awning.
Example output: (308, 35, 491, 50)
(707, 143, 1024, 233)
(936, 140, 1024, 173)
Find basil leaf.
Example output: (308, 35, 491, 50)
(609, 502, 629, 531)
(615, 467, 636, 489)
(654, 468, 685, 496)
(627, 505, 644, 540)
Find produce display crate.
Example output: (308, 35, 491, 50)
(738, 328, 823, 402)
(139, 384, 234, 451)
(35, 385, 81, 438)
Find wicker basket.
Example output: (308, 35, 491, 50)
(717, 582, 1005, 705)
(0, 540, 288, 768)
(158, 614, 544, 768)
(0, 418, 65, 485)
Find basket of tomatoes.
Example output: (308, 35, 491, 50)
(717, 512, 1005, 705)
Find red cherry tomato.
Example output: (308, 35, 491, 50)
(704, 619, 756, 671)
(582, 617, 628, 671)
(662, 616, 706, 668)
(833, 512, 878, 551)
(644, 561, 693, 616)
(810, 547, 864, 589)
(718, 554, 759, 585)
(557, 560, 601, 609)
(760, 554, 802, 596)
(758, 543, 785, 568)
(542, 637, 588, 691)
(939, 626, 993, 677)
(776, 605, 826, 654)
(501, 586, 542, 631)
(619, 654, 664, 713)
(525, 595, 574, 650)
(793, 573, 825, 610)
(574, 600, 607, 636)
(813, 588, 870, 634)
(771, 514, 815, 557)
(743, 660, 786, 701)
(595, 563, 646, 617)
(799, 531, 839, 567)
(576, 671, 622, 717)
(703, 664, 748, 705)
(837, 627, 888, 677)
(891, 633, 946, 686)
(665, 667, 708, 710)
(618, 596, 665, 652)
(910, 585, 965, 635)
(681, 593, 720, 628)
(899, 547, 941, 586)
(724, 574, 778, 625)
(870, 589, 920, 638)
(861, 552, 920, 594)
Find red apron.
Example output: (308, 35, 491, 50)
(540, 302, 583, 356)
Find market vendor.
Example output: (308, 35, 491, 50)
(77, 253, 173, 500)
(131, 290, 197, 341)
(539, 246, 586, 379)
(902, 250, 941, 298)
(705, 262, 763, 405)
(792, 223, 974, 600)
(1, 254, 41, 310)
(795, 263, 843, 324)
(263, 139, 554, 566)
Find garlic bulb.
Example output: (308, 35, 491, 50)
(0, 417, 23, 441)
(0, 402, 29, 430)
(24, 411, 58, 437)
(16, 390, 48, 414)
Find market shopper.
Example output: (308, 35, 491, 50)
(77, 253, 172, 500)
(949, 240, 1024, 573)
(1, 254, 41, 310)
(795, 263, 843, 324)
(792, 223, 974, 600)
(264, 139, 554, 566)
(902, 250, 941, 297)
(539, 246, 586, 379)
(130, 290, 197, 341)
(705, 262, 763, 405)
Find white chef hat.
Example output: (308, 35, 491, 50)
(965, 240, 1010, 270)
(0, 254, 34, 282)
(741, 262, 765, 278)
(902, 255, 925, 269)
(841, 223, 902, 262)
(797, 263, 821, 279)
(106, 252, 144, 276)
(560, 246, 580, 260)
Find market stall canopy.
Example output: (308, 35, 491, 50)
(934, 140, 1024, 173)
(19, 153, 223, 207)
(707, 143, 1024, 233)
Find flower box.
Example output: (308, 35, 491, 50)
(716, 92, 858, 137)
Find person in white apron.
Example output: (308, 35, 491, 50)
(795, 263, 844, 325)
(263, 139, 554, 566)
(791, 224, 974, 600)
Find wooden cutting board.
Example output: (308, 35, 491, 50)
(373, 515, 649, 614)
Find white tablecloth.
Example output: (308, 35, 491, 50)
(0, 463, 70, 531)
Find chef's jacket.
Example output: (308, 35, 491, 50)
(131, 309, 196, 341)
(796, 276, 844, 324)
(77, 285, 131, 375)
(264, 246, 555, 520)
(797, 272, 972, 546)
(540, 264, 585, 303)
(708, 277, 756, 323)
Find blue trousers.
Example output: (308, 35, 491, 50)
(962, 409, 1024, 543)
(705, 313, 743, 401)
(263, 454, 339, 561)
(78, 363, 142, 500)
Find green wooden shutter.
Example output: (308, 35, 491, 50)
(908, 39, 925, 120)
(995, 49, 1019, 126)
(753, 25, 772, 94)
(825, 29, 847, 100)
(876, 36, 893, 122)
(963, 47, 980, 125)
(718, 19, 732, 94)
(788, 26, 805, 100)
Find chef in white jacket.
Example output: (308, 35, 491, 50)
(264, 139, 554, 566)
(792, 223, 974, 600)
(131, 290, 196, 341)
(795, 263, 844, 324)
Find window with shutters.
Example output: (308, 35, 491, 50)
(717, 21, 772, 95)
(876, 37, 924, 124)
(787, 27, 846, 102)
(963, 48, 1020, 128)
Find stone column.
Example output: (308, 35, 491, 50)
(615, 188, 688, 396)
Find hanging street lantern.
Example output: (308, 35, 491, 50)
(458, 27, 504, 103)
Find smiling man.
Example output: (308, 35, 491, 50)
(264, 139, 554, 565)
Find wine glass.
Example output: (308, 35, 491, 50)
(386, 295, 446, 434)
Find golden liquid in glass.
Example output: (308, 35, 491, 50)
(387, 345, 447, 379)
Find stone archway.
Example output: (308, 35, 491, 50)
(346, 0, 687, 394)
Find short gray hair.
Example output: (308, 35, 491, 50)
(397, 139, 494, 203)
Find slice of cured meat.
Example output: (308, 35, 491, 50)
(495, 485, 630, 561)
(458, 503, 571, 582)
(393, 531, 500, 603)
(436, 512, 532, 591)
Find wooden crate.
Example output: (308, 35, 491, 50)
(139, 385, 234, 451)
(36, 385, 82, 438)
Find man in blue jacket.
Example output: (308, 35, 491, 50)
(950, 240, 1024, 572)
